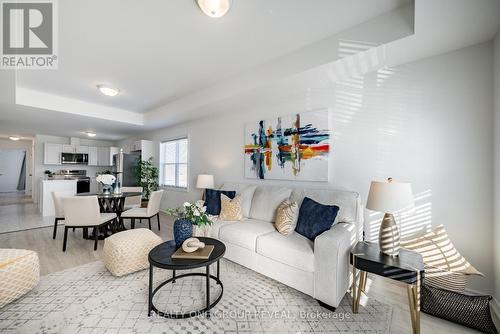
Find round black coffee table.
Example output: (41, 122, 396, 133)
(148, 237, 225, 319)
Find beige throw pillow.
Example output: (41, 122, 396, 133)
(219, 194, 242, 221)
(401, 224, 483, 277)
(274, 200, 298, 235)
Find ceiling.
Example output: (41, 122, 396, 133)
(0, 103, 144, 141)
(17, 0, 407, 112)
(1, 0, 500, 141)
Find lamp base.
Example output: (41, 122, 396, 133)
(378, 213, 400, 257)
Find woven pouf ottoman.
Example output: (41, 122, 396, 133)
(103, 228, 163, 277)
(0, 249, 40, 309)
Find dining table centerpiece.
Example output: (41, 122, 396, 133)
(96, 174, 116, 195)
(164, 200, 213, 247)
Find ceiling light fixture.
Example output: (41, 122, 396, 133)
(85, 131, 97, 138)
(9, 136, 20, 141)
(196, 0, 231, 18)
(97, 85, 120, 97)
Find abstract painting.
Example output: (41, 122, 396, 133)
(244, 110, 330, 181)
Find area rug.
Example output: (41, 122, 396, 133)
(0, 260, 392, 333)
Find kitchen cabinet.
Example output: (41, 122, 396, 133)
(76, 145, 89, 153)
(88, 146, 98, 166)
(62, 144, 75, 153)
(43, 141, 120, 166)
(44, 143, 62, 165)
(109, 147, 120, 165)
(130, 140, 153, 161)
(97, 147, 109, 166)
(63, 145, 88, 153)
(95, 146, 120, 166)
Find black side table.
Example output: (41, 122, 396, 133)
(148, 237, 226, 319)
(350, 241, 424, 334)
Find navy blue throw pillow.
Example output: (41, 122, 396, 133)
(295, 197, 339, 241)
(205, 189, 236, 215)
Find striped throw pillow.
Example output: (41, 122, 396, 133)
(401, 224, 483, 292)
(274, 200, 298, 235)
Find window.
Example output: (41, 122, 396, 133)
(160, 137, 188, 189)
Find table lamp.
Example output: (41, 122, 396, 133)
(196, 174, 214, 200)
(366, 178, 414, 257)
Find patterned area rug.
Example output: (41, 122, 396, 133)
(0, 260, 392, 333)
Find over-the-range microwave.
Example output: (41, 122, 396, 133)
(61, 153, 88, 165)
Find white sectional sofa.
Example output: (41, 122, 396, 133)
(208, 182, 363, 310)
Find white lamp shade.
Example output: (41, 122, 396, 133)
(196, 174, 214, 189)
(366, 180, 414, 213)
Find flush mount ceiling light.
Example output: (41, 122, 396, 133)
(196, 0, 231, 18)
(97, 85, 120, 97)
(9, 136, 20, 141)
(85, 131, 96, 138)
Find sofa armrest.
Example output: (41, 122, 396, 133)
(314, 222, 356, 308)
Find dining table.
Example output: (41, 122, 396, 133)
(77, 191, 143, 239)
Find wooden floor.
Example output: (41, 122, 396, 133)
(0, 212, 497, 334)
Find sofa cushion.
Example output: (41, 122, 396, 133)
(249, 186, 292, 222)
(218, 219, 275, 251)
(256, 232, 314, 272)
(205, 189, 236, 215)
(295, 197, 339, 241)
(208, 218, 239, 239)
(220, 183, 257, 218)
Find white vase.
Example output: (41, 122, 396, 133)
(192, 225, 210, 237)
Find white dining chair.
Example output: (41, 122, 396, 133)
(62, 196, 117, 252)
(51, 191, 75, 239)
(121, 190, 163, 230)
(121, 186, 143, 210)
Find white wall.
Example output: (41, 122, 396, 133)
(121, 42, 495, 293)
(493, 31, 500, 307)
(33, 134, 116, 202)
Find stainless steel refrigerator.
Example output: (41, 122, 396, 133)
(113, 151, 140, 187)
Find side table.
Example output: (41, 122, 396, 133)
(350, 241, 424, 334)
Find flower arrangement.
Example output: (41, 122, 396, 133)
(164, 200, 213, 226)
(96, 174, 116, 185)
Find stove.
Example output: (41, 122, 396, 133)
(52, 170, 91, 193)
(51, 169, 89, 180)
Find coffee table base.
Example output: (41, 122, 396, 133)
(148, 262, 223, 319)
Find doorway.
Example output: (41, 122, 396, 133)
(0, 149, 32, 205)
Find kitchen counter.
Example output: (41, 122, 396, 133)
(41, 179, 77, 182)
(38, 178, 77, 217)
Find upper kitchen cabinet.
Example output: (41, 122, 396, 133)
(76, 146, 89, 153)
(96, 147, 109, 166)
(62, 144, 75, 153)
(96, 146, 120, 166)
(110, 147, 120, 162)
(62, 145, 88, 154)
(88, 146, 98, 166)
(130, 140, 153, 161)
(44, 143, 62, 165)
